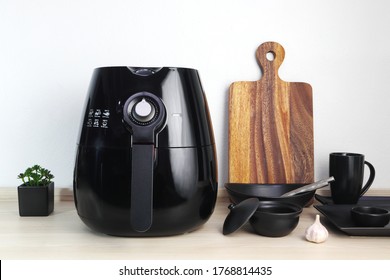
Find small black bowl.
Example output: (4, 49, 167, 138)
(351, 206, 390, 227)
(225, 183, 315, 208)
(249, 201, 302, 237)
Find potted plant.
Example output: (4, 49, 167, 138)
(17, 164, 54, 216)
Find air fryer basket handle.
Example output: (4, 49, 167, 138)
(123, 92, 166, 233)
(130, 144, 155, 232)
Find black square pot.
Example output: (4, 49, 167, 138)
(18, 182, 54, 216)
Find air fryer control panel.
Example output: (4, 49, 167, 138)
(79, 66, 215, 149)
(86, 108, 110, 128)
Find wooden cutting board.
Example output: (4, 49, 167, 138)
(229, 42, 314, 184)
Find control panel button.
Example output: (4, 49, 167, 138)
(135, 99, 152, 117)
(129, 98, 156, 123)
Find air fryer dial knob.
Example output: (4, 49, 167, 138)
(130, 98, 156, 123)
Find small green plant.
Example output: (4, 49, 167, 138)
(17, 165, 54, 186)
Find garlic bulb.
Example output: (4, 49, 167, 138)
(305, 214, 328, 243)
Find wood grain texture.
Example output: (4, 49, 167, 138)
(229, 42, 314, 184)
(1, 188, 390, 260)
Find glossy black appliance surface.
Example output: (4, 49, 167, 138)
(74, 67, 218, 236)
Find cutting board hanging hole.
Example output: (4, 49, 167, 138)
(266, 51, 275, 61)
(256, 42, 285, 78)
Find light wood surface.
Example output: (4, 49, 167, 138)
(0, 188, 389, 260)
(229, 42, 313, 184)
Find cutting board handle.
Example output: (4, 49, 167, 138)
(256, 42, 285, 79)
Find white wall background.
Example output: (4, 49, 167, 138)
(1, 0, 389, 188)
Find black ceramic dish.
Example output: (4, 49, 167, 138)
(351, 206, 390, 227)
(223, 199, 302, 237)
(314, 204, 390, 236)
(249, 201, 302, 237)
(225, 183, 315, 208)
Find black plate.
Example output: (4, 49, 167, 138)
(225, 183, 315, 208)
(314, 204, 390, 236)
(315, 194, 390, 206)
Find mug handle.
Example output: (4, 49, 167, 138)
(360, 161, 375, 196)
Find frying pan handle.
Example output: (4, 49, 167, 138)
(256, 42, 285, 78)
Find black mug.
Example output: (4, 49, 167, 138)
(329, 153, 375, 204)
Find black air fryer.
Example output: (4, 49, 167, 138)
(73, 67, 218, 236)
